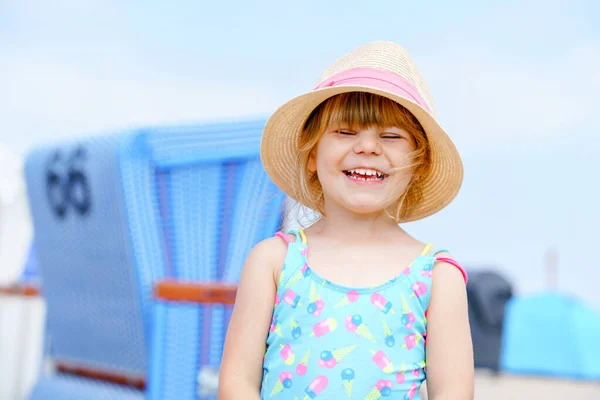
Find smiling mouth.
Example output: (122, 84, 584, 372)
(343, 168, 388, 182)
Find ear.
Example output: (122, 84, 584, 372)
(308, 151, 317, 173)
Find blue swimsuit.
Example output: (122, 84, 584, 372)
(260, 230, 467, 400)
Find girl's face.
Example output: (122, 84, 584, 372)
(309, 124, 416, 217)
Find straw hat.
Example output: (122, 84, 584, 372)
(260, 41, 463, 222)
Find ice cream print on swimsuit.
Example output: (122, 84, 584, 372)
(260, 230, 467, 399)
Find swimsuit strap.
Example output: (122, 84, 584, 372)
(434, 257, 468, 284)
(274, 231, 292, 244)
(273, 230, 307, 289)
(431, 248, 450, 256)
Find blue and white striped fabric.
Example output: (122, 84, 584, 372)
(25, 119, 285, 399)
(139, 121, 285, 400)
(25, 134, 148, 377)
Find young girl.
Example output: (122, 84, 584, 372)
(219, 41, 474, 400)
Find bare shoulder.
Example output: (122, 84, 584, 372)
(429, 252, 468, 307)
(432, 251, 468, 288)
(246, 235, 289, 283)
(251, 235, 289, 259)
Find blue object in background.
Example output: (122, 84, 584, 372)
(26, 133, 149, 379)
(125, 122, 285, 400)
(500, 292, 600, 380)
(30, 375, 144, 400)
(21, 241, 40, 284)
(24, 119, 286, 399)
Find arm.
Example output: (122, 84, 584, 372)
(425, 257, 474, 400)
(218, 237, 286, 400)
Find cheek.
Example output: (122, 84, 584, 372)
(389, 152, 416, 186)
(391, 147, 415, 173)
(315, 152, 329, 170)
(314, 144, 340, 173)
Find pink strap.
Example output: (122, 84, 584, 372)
(274, 232, 292, 244)
(313, 67, 431, 113)
(435, 257, 468, 284)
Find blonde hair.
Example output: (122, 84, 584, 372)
(293, 92, 431, 223)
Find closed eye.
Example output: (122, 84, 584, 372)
(338, 130, 356, 136)
(381, 134, 403, 139)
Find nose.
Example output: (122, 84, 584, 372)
(352, 131, 381, 155)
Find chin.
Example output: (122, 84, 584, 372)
(343, 199, 389, 216)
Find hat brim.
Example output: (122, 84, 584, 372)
(260, 85, 463, 222)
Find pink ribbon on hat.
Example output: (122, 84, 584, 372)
(313, 67, 431, 113)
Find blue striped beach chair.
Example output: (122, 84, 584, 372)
(131, 122, 285, 399)
(24, 120, 285, 399)
(25, 133, 148, 400)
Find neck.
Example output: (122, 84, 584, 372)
(310, 202, 404, 241)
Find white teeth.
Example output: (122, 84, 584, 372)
(348, 168, 384, 178)
(347, 168, 385, 180)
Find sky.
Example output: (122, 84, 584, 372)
(1, 0, 600, 306)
